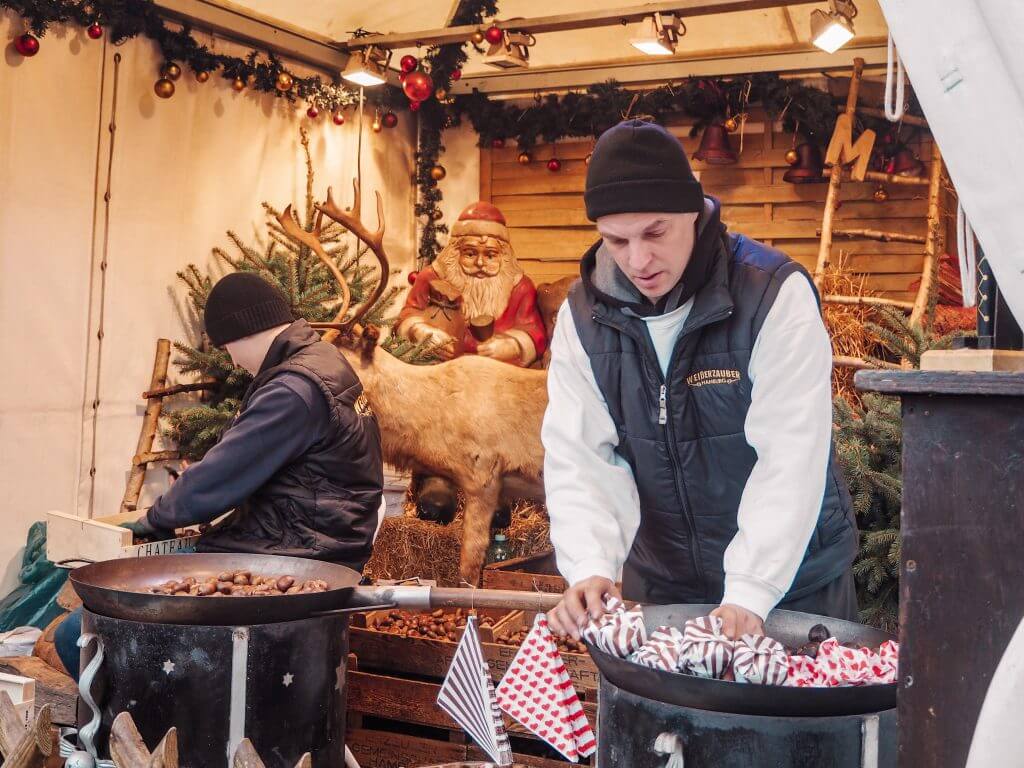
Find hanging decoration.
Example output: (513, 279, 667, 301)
(14, 32, 40, 56)
(430, 164, 447, 181)
(546, 157, 562, 172)
(403, 70, 434, 103)
(332, 110, 345, 125)
(400, 54, 419, 73)
(517, 151, 531, 165)
(484, 25, 504, 44)
(382, 111, 398, 128)
(873, 184, 889, 202)
(1, 0, 405, 114)
(153, 77, 175, 99)
(306, 104, 319, 119)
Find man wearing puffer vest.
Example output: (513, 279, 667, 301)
(543, 119, 858, 641)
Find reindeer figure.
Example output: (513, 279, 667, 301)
(277, 181, 548, 586)
(0, 692, 52, 768)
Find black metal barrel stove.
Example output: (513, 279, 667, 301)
(587, 605, 897, 767)
(69, 553, 561, 768)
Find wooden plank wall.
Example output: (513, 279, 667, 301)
(481, 107, 937, 303)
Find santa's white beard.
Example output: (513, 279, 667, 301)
(444, 269, 518, 320)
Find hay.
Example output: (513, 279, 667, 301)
(821, 253, 879, 405)
(365, 497, 551, 586)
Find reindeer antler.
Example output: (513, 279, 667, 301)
(317, 178, 391, 334)
(275, 205, 352, 342)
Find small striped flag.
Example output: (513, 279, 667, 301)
(437, 615, 513, 766)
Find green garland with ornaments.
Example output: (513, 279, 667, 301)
(1, 0, 407, 113)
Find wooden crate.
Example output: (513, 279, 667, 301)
(348, 727, 578, 768)
(347, 670, 597, 750)
(482, 551, 567, 595)
(46, 509, 199, 566)
(490, 612, 599, 696)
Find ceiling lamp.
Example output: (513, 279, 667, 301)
(341, 46, 392, 87)
(810, 0, 857, 53)
(483, 30, 536, 69)
(630, 13, 684, 56)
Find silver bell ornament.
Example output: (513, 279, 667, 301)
(66, 751, 97, 768)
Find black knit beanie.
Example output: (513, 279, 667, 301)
(203, 273, 294, 347)
(584, 119, 704, 221)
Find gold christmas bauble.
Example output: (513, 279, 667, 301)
(232, 76, 245, 92)
(154, 77, 175, 99)
(195, 70, 210, 83)
(873, 185, 889, 202)
(275, 72, 293, 92)
(372, 120, 383, 133)
(430, 165, 447, 181)
(431, 208, 444, 221)
(435, 88, 448, 101)
(585, 152, 593, 166)
(517, 152, 531, 165)
(785, 148, 799, 165)
(724, 117, 738, 133)
(161, 62, 182, 81)
(471, 30, 485, 44)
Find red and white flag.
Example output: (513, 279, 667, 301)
(496, 614, 596, 762)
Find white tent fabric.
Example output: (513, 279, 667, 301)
(879, 0, 1024, 323)
(0, 13, 417, 594)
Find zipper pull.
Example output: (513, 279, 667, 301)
(658, 385, 668, 425)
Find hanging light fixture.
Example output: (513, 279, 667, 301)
(810, 0, 857, 53)
(483, 30, 536, 69)
(341, 45, 392, 87)
(630, 13, 684, 56)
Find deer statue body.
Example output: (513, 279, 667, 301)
(277, 182, 549, 585)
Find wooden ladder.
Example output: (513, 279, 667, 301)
(814, 57, 944, 330)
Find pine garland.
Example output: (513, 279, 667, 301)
(1, 0, 406, 112)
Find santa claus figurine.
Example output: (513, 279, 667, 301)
(398, 202, 548, 366)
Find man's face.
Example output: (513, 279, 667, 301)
(457, 236, 504, 279)
(596, 211, 699, 301)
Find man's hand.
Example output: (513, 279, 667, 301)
(476, 333, 522, 363)
(410, 322, 457, 360)
(547, 576, 621, 640)
(710, 603, 765, 640)
(120, 513, 175, 541)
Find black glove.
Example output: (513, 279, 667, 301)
(120, 515, 175, 540)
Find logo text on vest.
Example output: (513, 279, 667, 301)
(686, 369, 742, 387)
(354, 393, 374, 418)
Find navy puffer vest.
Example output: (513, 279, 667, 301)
(568, 232, 857, 604)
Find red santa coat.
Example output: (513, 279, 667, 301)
(399, 267, 548, 365)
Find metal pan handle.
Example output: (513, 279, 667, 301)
(311, 602, 396, 618)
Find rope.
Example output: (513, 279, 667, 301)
(957, 201, 978, 307)
(884, 33, 906, 122)
(654, 732, 685, 768)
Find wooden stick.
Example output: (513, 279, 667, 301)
(815, 57, 865, 289)
(834, 356, 901, 371)
(822, 168, 931, 187)
(823, 228, 926, 244)
(141, 381, 217, 400)
(911, 144, 945, 328)
(109, 711, 178, 768)
(133, 450, 181, 467)
(824, 294, 915, 310)
(233, 738, 311, 768)
(852, 106, 930, 127)
(122, 340, 172, 514)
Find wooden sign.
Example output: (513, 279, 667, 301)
(825, 112, 876, 181)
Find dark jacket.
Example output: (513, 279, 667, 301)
(567, 207, 857, 605)
(150, 320, 383, 569)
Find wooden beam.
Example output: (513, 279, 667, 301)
(834, 356, 901, 371)
(911, 145, 945, 328)
(824, 295, 915, 310)
(452, 43, 888, 96)
(152, 0, 351, 76)
(824, 228, 927, 244)
(345, 0, 823, 49)
(121, 340, 172, 514)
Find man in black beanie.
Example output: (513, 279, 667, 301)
(125, 272, 384, 567)
(543, 119, 858, 640)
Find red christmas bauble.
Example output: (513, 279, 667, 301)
(332, 111, 345, 126)
(400, 55, 418, 73)
(399, 71, 408, 83)
(402, 70, 434, 103)
(884, 160, 896, 174)
(484, 25, 503, 44)
(306, 105, 319, 119)
(547, 158, 562, 172)
(409, 99, 422, 112)
(408, 271, 419, 285)
(14, 33, 40, 57)
(491, 138, 506, 149)
(382, 111, 398, 128)
(87, 23, 103, 39)
(451, 69, 462, 81)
